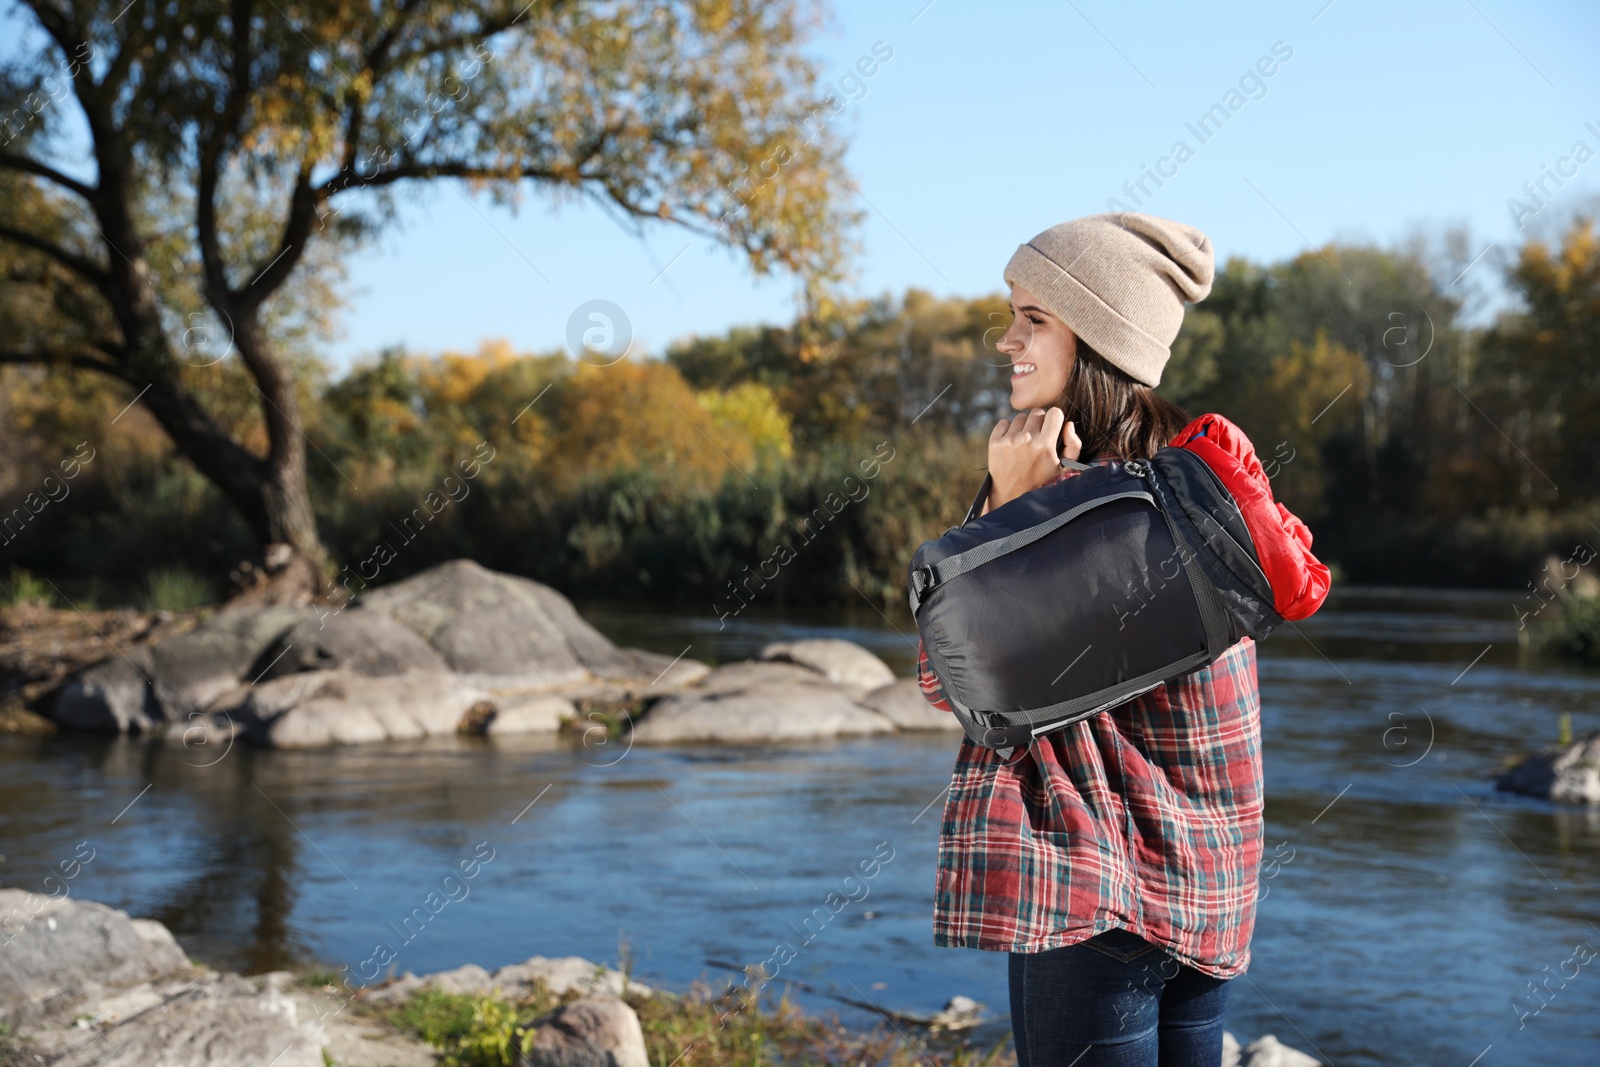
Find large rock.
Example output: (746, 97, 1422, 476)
(30, 971, 325, 1067)
(858, 679, 963, 731)
(281, 973, 435, 1067)
(51, 645, 159, 732)
(484, 693, 580, 737)
(358, 560, 641, 686)
(1239, 1033, 1323, 1066)
(255, 607, 450, 680)
(364, 955, 651, 1005)
(629, 661, 898, 744)
(149, 605, 311, 716)
(523, 995, 648, 1067)
(759, 638, 896, 693)
(0, 893, 431, 1067)
(47, 559, 711, 746)
(1496, 728, 1600, 804)
(0, 889, 191, 1024)
(231, 670, 493, 747)
(621, 645, 709, 691)
(48, 605, 308, 733)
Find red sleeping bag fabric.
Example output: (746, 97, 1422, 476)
(1168, 413, 1331, 622)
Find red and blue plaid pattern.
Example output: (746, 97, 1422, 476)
(918, 458, 1265, 979)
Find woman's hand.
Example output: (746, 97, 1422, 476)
(983, 408, 1082, 514)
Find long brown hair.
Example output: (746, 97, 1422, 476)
(1055, 338, 1191, 461)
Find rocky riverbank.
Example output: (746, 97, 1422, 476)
(1, 559, 959, 748)
(0, 892, 1324, 1067)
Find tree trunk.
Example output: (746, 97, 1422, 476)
(117, 314, 333, 606)
(230, 317, 333, 604)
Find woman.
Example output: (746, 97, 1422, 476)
(917, 213, 1262, 1067)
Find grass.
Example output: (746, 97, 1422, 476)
(296, 969, 350, 990)
(363, 972, 1015, 1067)
(0, 1022, 24, 1067)
(384, 987, 539, 1067)
(138, 566, 214, 611)
(1, 566, 56, 608)
(1545, 593, 1600, 667)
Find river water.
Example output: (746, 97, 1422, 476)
(2, 587, 1598, 1065)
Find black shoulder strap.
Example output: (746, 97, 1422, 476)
(962, 472, 993, 526)
(962, 459, 1093, 527)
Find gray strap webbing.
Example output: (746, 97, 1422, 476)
(910, 488, 1153, 616)
(961, 458, 1095, 527)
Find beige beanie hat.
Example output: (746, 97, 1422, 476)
(1002, 213, 1214, 388)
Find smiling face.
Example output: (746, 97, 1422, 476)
(996, 283, 1076, 410)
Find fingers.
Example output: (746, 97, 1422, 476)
(993, 412, 1029, 442)
(1042, 407, 1065, 443)
(1061, 419, 1083, 461)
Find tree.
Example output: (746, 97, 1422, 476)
(666, 288, 1014, 446)
(1478, 216, 1600, 505)
(0, 0, 858, 600)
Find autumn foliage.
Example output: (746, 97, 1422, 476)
(5, 221, 1600, 606)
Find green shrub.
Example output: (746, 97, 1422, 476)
(390, 989, 534, 1067)
(139, 566, 214, 611)
(1546, 594, 1600, 666)
(1, 567, 55, 608)
(0, 1021, 23, 1067)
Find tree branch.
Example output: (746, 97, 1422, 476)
(313, 159, 564, 201)
(0, 152, 97, 202)
(196, 0, 257, 309)
(0, 223, 110, 288)
(235, 162, 317, 312)
(0, 346, 125, 377)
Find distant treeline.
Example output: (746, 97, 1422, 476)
(3, 219, 1599, 611)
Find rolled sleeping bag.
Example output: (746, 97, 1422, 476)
(908, 413, 1329, 753)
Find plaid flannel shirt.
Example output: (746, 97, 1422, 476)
(918, 457, 1265, 979)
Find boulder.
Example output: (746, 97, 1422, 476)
(523, 995, 648, 1067)
(1, 895, 680, 1067)
(1495, 728, 1600, 804)
(622, 646, 710, 691)
(0, 889, 191, 1024)
(925, 994, 984, 1031)
(759, 638, 896, 693)
(1223, 1029, 1241, 1067)
(489, 956, 650, 999)
(356, 560, 631, 686)
(148, 605, 311, 717)
(45, 560, 711, 744)
(47, 605, 308, 734)
(629, 661, 898, 744)
(0, 893, 326, 1066)
(484, 693, 578, 737)
(277, 972, 436, 1067)
(255, 607, 450, 680)
(363, 955, 650, 1005)
(51, 645, 158, 733)
(30, 972, 325, 1067)
(1239, 1033, 1323, 1066)
(231, 669, 495, 747)
(858, 679, 962, 731)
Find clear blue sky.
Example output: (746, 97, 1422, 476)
(10, 1, 1600, 371)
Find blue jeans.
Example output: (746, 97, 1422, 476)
(1008, 928, 1232, 1067)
